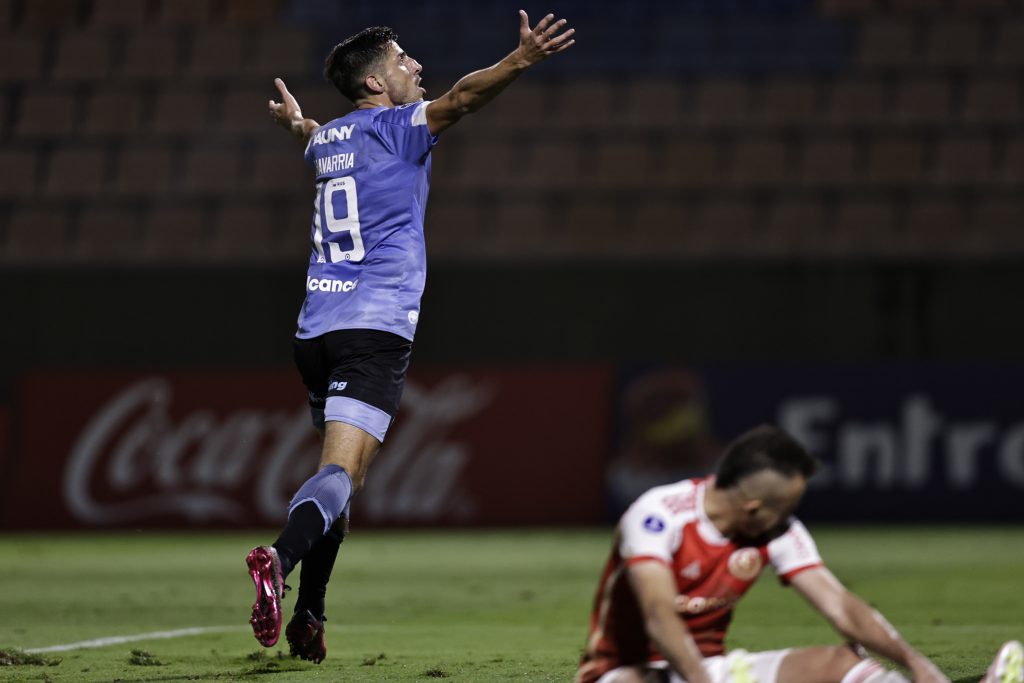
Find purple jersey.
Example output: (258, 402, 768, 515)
(297, 101, 437, 341)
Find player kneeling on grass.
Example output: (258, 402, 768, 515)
(576, 425, 1023, 683)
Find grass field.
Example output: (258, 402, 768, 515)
(0, 527, 1021, 682)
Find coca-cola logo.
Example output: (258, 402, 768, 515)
(61, 375, 494, 527)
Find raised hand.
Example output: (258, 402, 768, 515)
(515, 10, 575, 66)
(268, 77, 318, 142)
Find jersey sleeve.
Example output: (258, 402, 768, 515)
(767, 518, 824, 584)
(618, 492, 683, 567)
(372, 101, 438, 164)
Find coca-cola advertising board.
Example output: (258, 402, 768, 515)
(1, 368, 612, 529)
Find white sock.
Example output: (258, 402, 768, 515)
(841, 660, 888, 683)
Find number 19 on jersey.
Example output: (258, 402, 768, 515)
(313, 176, 365, 263)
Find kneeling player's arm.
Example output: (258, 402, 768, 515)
(425, 10, 574, 136)
(268, 77, 321, 144)
(627, 561, 713, 683)
(790, 568, 949, 683)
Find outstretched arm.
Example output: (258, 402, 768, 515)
(627, 561, 713, 683)
(790, 567, 950, 683)
(268, 78, 320, 144)
(425, 10, 575, 136)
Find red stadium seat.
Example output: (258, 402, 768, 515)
(0, 149, 39, 198)
(858, 20, 918, 68)
(0, 36, 45, 83)
(87, 0, 149, 27)
(111, 145, 176, 198)
(74, 206, 139, 262)
(181, 147, 243, 196)
(962, 78, 1021, 126)
(826, 79, 884, 128)
(932, 137, 993, 188)
(892, 77, 952, 126)
(82, 88, 144, 138)
(660, 139, 722, 189)
(119, 32, 180, 81)
(728, 139, 791, 189)
(187, 29, 247, 81)
(3, 207, 70, 263)
(151, 88, 212, 136)
(141, 205, 207, 262)
(13, 89, 76, 139)
(42, 147, 107, 198)
(50, 32, 113, 82)
(866, 138, 925, 188)
(797, 138, 857, 188)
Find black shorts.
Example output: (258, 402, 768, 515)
(293, 329, 413, 441)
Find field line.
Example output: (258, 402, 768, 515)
(25, 626, 241, 653)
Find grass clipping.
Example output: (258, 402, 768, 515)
(0, 648, 61, 666)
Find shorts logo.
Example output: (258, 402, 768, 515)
(727, 547, 763, 581)
(408, 310, 419, 325)
(642, 515, 665, 533)
(307, 277, 358, 293)
(328, 381, 348, 392)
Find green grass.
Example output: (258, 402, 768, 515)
(0, 527, 1020, 682)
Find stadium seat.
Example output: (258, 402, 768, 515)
(0, 0, 12, 28)
(42, 147, 107, 198)
(932, 137, 993, 188)
(727, 139, 791, 189)
(119, 32, 180, 81)
(999, 137, 1024, 186)
(447, 141, 518, 191)
(223, 0, 281, 24)
(520, 143, 583, 191)
(187, 29, 247, 81)
(552, 80, 615, 131)
(817, 0, 875, 16)
(962, 78, 1020, 126)
(219, 86, 278, 137)
(903, 198, 965, 257)
(141, 205, 207, 261)
(3, 207, 69, 263)
(21, 0, 81, 29)
(245, 27, 314, 80)
(0, 36, 45, 83)
(692, 200, 758, 257)
(971, 201, 1024, 254)
(858, 20, 917, 68)
(866, 138, 925, 188)
(50, 33, 113, 82)
(74, 206, 139, 262)
(207, 204, 278, 262)
(797, 138, 857, 188)
(695, 80, 751, 128)
(893, 77, 952, 126)
(0, 149, 38, 198)
(888, 0, 944, 12)
(764, 198, 828, 256)
(585, 140, 656, 190)
(620, 80, 688, 130)
(631, 200, 693, 257)
(424, 200, 483, 260)
(660, 139, 722, 189)
(181, 147, 243, 196)
(111, 145, 176, 198)
(991, 22, 1024, 67)
(87, 0, 148, 27)
(154, 0, 214, 26)
(826, 79, 884, 128)
(13, 89, 76, 139)
(151, 88, 212, 136)
(484, 81, 551, 130)
(82, 88, 144, 138)
(833, 199, 899, 256)
(924, 20, 983, 68)
(757, 80, 820, 128)
(250, 146, 309, 195)
(564, 201, 623, 257)
(485, 199, 553, 260)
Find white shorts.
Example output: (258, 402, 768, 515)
(597, 648, 791, 683)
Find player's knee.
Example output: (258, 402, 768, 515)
(829, 645, 865, 681)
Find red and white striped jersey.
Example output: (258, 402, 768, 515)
(582, 476, 823, 668)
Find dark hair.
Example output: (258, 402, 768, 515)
(323, 26, 397, 103)
(714, 425, 818, 488)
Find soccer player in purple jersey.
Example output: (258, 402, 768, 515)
(245, 10, 575, 662)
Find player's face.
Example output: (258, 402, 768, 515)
(734, 472, 806, 540)
(382, 41, 425, 105)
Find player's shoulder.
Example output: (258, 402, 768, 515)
(629, 478, 704, 523)
(371, 101, 431, 127)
